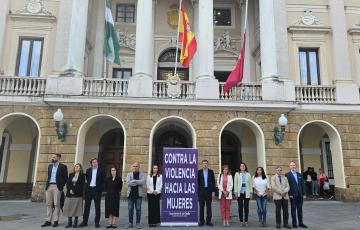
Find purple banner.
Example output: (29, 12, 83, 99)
(161, 148, 198, 226)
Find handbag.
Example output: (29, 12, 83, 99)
(323, 181, 330, 191)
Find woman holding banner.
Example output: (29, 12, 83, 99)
(146, 164, 163, 227)
(234, 162, 252, 227)
(217, 165, 233, 227)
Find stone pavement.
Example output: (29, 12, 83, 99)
(0, 200, 359, 230)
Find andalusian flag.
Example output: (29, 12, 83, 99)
(104, 0, 120, 65)
(178, 4, 197, 68)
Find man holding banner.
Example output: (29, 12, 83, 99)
(198, 160, 216, 226)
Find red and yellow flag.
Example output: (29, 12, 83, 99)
(178, 4, 197, 68)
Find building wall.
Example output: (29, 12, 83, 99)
(0, 105, 358, 201)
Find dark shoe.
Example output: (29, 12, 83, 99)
(95, 223, 100, 228)
(292, 224, 298, 228)
(206, 222, 214, 226)
(65, 218, 72, 228)
(106, 225, 112, 229)
(73, 217, 78, 228)
(79, 222, 87, 227)
(198, 222, 204, 226)
(41, 221, 51, 227)
(276, 225, 281, 229)
(112, 225, 118, 228)
(299, 224, 308, 228)
(284, 224, 292, 229)
(52, 221, 58, 227)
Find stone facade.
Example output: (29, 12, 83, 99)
(0, 105, 358, 201)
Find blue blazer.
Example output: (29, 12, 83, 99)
(285, 171, 305, 197)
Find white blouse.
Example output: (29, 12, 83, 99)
(253, 177, 270, 195)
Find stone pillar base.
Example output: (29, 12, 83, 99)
(335, 82, 360, 104)
(261, 78, 295, 101)
(127, 75, 153, 98)
(195, 78, 219, 100)
(46, 71, 84, 96)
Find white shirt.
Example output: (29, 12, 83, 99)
(50, 164, 58, 183)
(90, 167, 98, 187)
(253, 177, 270, 194)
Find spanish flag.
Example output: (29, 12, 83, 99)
(178, 4, 197, 68)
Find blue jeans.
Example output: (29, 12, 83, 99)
(312, 180, 318, 195)
(128, 198, 142, 224)
(255, 196, 267, 222)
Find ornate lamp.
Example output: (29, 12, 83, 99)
(53, 108, 68, 142)
(273, 114, 288, 145)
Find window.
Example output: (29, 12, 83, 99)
(213, 8, 232, 26)
(116, 4, 135, 23)
(15, 37, 44, 77)
(299, 48, 320, 85)
(113, 68, 132, 79)
(157, 49, 189, 80)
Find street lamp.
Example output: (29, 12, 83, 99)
(273, 114, 288, 145)
(53, 108, 68, 142)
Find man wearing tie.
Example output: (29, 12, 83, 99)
(80, 158, 105, 228)
(285, 161, 308, 228)
(41, 153, 68, 227)
(198, 160, 216, 226)
(270, 166, 291, 229)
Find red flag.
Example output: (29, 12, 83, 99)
(178, 4, 197, 68)
(223, 31, 246, 93)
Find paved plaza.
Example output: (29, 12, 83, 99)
(0, 200, 359, 230)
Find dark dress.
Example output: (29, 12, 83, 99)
(147, 176, 161, 225)
(105, 176, 123, 218)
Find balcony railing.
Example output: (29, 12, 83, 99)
(295, 85, 336, 104)
(152, 80, 195, 99)
(83, 79, 128, 97)
(0, 76, 46, 96)
(219, 82, 262, 101)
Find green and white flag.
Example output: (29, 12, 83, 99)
(104, 0, 120, 64)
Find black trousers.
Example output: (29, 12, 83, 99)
(274, 198, 289, 225)
(237, 194, 250, 222)
(83, 188, 101, 224)
(289, 196, 303, 225)
(198, 188, 212, 223)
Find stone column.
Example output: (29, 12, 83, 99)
(240, 0, 254, 83)
(128, 0, 154, 97)
(46, 0, 89, 95)
(330, 0, 359, 104)
(0, 0, 10, 74)
(259, 0, 295, 101)
(195, 0, 219, 99)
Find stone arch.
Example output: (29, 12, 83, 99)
(148, 116, 196, 173)
(219, 118, 266, 174)
(0, 112, 41, 186)
(297, 120, 346, 189)
(75, 114, 127, 177)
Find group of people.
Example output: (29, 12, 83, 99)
(198, 160, 308, 229)
(41, 153, 311, 229)
(41, 154, 159, 229)
(303, 167, 333, 199)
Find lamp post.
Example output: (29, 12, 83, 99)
(53, 108, 68, 142)
(273, 114, 288, 145)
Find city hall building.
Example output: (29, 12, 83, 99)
(0, 0, 360, 201)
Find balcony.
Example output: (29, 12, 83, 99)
(295, 85, 336, 104)
(0, 76, 46, 96)
(0, 76, 343, 105)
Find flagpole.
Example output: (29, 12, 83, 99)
(174, 0, 183, 77)
(244, 0, 249, 32)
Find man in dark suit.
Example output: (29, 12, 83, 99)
(285, 161, 308, 228)
(198, 159, 216, 226)
(41, 153, 68, 227)
(79, 158, 105, 228)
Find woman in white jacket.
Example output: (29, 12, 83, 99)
(146, 164, 162, 227)
(217, 165, 233, 227)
